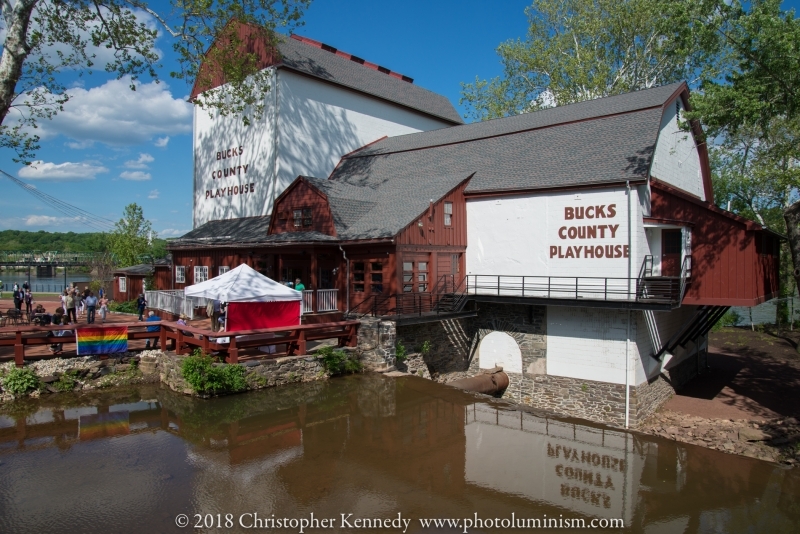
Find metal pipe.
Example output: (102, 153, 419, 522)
(625, 309, 631, 429)
(339, 245, 350, 314)
(448, 370, 509, 396)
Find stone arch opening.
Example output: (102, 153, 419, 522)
(478, 331, 523, 374)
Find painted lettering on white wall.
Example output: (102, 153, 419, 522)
(205, 183, 256, 200)
(550, 204, 629, 259)
(211, 145, 252, 180)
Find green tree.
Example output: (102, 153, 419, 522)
(0, 0, 311, 163)
(108, 203, 152, 267)
(460, 0, 719, 120)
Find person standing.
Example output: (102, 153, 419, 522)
(13, 287, 22, 311)
(98, 287, 104, 299)
(145, 311, 160, 349)
(98, 295, 109, 324)
(85, 292, 98, 324)
(65, 291, 77, 323)
(211, 299, 222, 332)
(137, 293, 147, 321)
(24, 289, 33, 316)
(294, 278, 305, 292)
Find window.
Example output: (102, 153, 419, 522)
(119, 277, 126, 292)
(303, 208, 313, 227)
(293, 209, 302, 228)
(370, 262, 383, 293)
(277, 210, 289, 227)
(194, 266, 209, 283)
(175, 266, 185, 283)
(219, 266, 230, 276)
(353, 262, 365, 293)
(444, 202, 453, 226)
(403, 261, 413, 292)
(292, 208, 313, 228)
(402, 260, 428, 292)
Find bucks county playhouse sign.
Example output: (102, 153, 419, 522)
(550, 204, 629, 260)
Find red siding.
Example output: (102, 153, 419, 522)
(650, 181, 779, 306)
(396, 180, 468, 247)
(270, 178, 336, 236)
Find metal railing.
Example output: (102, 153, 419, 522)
(317, 289, 338, 312)
(465, 274, 682, 304)
(145, 290, 208, 320)
(0, 251, 104, 265)
(301, 290, 314, 314)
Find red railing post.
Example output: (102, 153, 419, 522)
(227, 336, 238, 364)
(297, 329, 307, 355)
(14, 330, 24, 367)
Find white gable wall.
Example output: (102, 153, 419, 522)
(276, 69, 453, 200)
(193, 69, 278, 228)
(649, 99, 704, 199)
(192, 68, 454, 228)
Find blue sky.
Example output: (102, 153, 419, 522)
(0, 0, 797, 238)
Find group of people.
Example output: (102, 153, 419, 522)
(59, 286, 108, 325)
(10, 282, 33, 315)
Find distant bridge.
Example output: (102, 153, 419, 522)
(0, 251, 104, 268)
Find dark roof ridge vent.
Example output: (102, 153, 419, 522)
(290, 34, 414, 83)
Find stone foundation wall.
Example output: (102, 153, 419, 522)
(396, 317, 474, 379)
(520, 375, 627, 426)
(155, 352, 328, 396)
(356, 319, 396, 370)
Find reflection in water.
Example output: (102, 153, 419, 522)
(0, 375, 798, 533)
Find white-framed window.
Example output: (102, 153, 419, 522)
(219, 266, 230, 276)
(119, 277, 126, 292)
(175, 266, 186, 283)
(194, 266, 209, 283)
(444, 202, 453, 226)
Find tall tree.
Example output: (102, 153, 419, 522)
(0, 0, 311, 163)
(108, 203, 152, 267)
(460, 0, 721, 120)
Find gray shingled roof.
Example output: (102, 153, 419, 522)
(276, 36, 463, 125)
(306, 173, 471, 240)
(334, 82, 685, 193)
(169, 216, 273, 247)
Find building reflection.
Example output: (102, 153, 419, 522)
(1, 378, 799, 532)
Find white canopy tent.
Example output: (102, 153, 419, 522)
(185, 264, 302, 330)
(184, 264, 301, 302)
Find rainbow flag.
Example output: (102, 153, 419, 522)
(79, 412, 130, 440)
(76, 326, 128, 355)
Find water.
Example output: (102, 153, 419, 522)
(0, 376, 798, 533)
(731, 297, 800, 327)
(0, 272, 91, 293)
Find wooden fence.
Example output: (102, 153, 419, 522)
(0, 320, 360, 367)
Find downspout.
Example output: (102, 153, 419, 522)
(339, 245, 350, 314)
(625, 180, 633, 429)
(270, 69, 280, 215)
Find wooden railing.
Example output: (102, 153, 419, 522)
(0, 320, 360, 367)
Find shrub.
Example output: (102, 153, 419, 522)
(712, 310, 741, 332)
(317, 345, 362, 375)
(420, 340, 432, 356)
(2, 367, 40, 396)
(180, 350, 247, 395)
(395, 342, 407, 362)
(108, 299, 139, 314)
(53, 372, 78, 392)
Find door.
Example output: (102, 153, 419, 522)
(661, 229, 682, 277)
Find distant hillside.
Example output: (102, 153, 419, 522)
(0, 230, 168, 253)
(0, 230, 106, 251)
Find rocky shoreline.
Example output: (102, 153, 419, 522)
(638, 409, 800, 466)
(0, 351, 161, 402)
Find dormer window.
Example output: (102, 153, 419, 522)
(292, 208, 313, 229)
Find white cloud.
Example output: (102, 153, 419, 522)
(17, 77, 192, 145)
(148, 189, 160, 199)
(120, 171, 151, 181)
(159, 228, 189, 237)
(24, 215, 79, 226)
(65, 140, 94, 150)
(155, 137, 170, 147)
(125, 153, 155, 169)
(18, 160, 108, 181)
